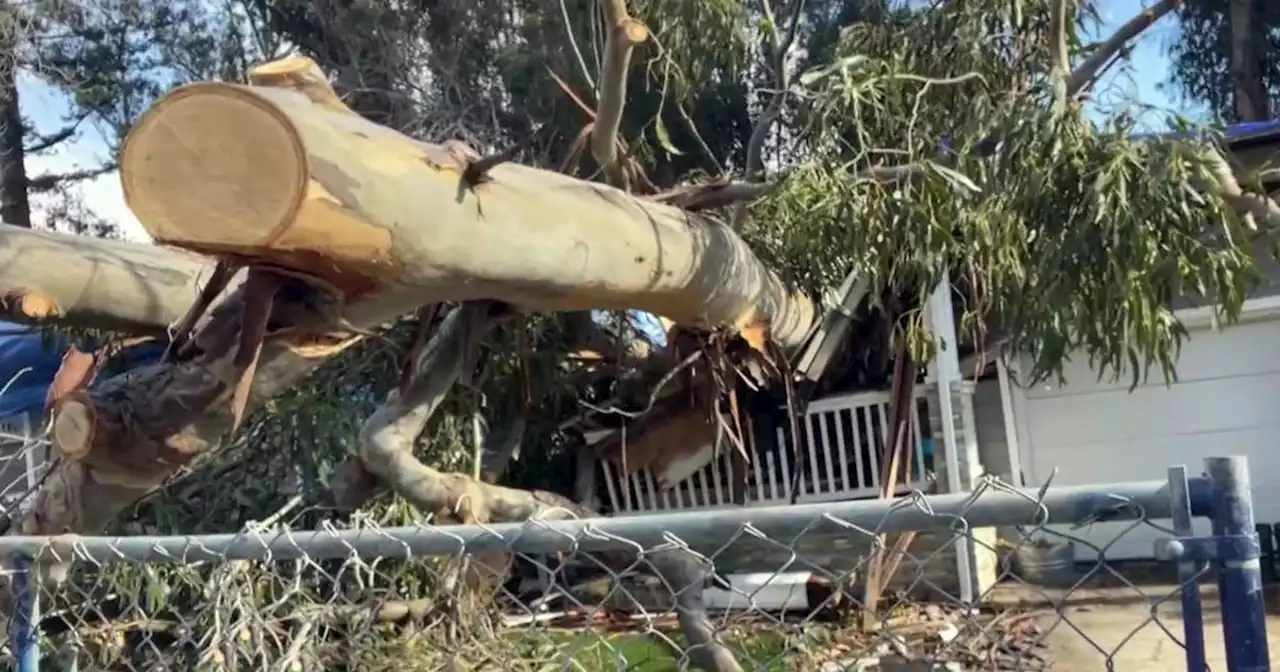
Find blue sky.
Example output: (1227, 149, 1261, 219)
(1085, 0, 1209, 125)
(17, 1, 1200, 239)
(19, 70, 142, 238)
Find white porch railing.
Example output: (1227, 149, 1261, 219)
(0, 411, 45, 510)
(601, 387, 932, 515)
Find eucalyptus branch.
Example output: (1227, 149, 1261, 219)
(767, 2, 1181, 194)
(733, 0, 808, 228)
(590, 0, 648, 190)
(1049, 0, 1071, 106)
(1066, 0, 1183, 97)
(634, 2, 1180, 215)
(1201, 150, 1280, 229)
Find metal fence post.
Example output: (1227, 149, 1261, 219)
(8, 551, 38, 672)
(1167, 465, 1208, 671)
(1206, 456, 1271, 671)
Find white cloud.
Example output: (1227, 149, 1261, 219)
(17, 73, 149, 241)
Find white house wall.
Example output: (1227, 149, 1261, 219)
(971, 379, 1013, 482)
(977, 315, 1280, 561)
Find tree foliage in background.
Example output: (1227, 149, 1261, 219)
(0, 0, 196, 234)
(1169, 0, 1279, 121)
(750, 2, 1262, 384)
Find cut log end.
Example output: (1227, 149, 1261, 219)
(2, 288, 59, 320)
(619, 18, 649, 45)
(121, 82, 308, 252)
(52, 394, 97, 460)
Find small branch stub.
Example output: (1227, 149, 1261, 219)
(461, 144, 525, 187)
(617, 18, 648, 46)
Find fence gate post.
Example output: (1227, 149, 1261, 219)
(1168, 465, 1208, 671)
(8, 551, 38, 672)
(1206, 456, 1271, 671)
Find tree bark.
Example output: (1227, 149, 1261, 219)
(1228, 0, 1270, 122)
(0, 47, 31, 229)
(118, 57, 817, 349)
(7, 58, 769, 672)
(0, 223, 212, 333)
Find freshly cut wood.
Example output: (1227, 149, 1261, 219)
(119, 57, 817, 348)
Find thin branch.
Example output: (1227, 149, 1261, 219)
(733, 0, 807, 228)
(648, 32, 725, 177)
(25, 113, 89, 153)
(1049, 0, 1071, 106)
(1066, 0, 1183, 96)
(560, 0, 596, 96)
(590, 0, 648, 190)
(1072, 43, 1132, 96)
(577, 350, 703, 419)
(27, 163, 116, 193)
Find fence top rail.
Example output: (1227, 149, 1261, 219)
(804, 385, 930, 413)
(0, 477, 1206, 565)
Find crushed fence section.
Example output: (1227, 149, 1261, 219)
(0, 458, 1270, 671)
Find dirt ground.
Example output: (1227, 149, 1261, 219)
(990, 582, 1280, 670)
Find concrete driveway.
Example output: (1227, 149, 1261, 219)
(1035, 589, 1280, 670)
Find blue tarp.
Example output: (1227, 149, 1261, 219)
(1136, 120, 1280, 149)
(0, 322, 164, 421)
(0, 324, 69, 420)
(1224, 120, 1280, 140)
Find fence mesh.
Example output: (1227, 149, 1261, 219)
(0, 470, 1215, 671)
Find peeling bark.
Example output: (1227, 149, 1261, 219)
(119, 57, 817, 349)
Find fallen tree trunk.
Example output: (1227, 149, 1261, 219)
(0, 55, 779, 671)
(0, 224, 211, 333)
(119, 57, 817, 349)
(8, 58, 759, 669)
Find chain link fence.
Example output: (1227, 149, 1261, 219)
(0, 456, 1269, 671)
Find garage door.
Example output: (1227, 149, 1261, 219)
(1015, 316, 1280, 561)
